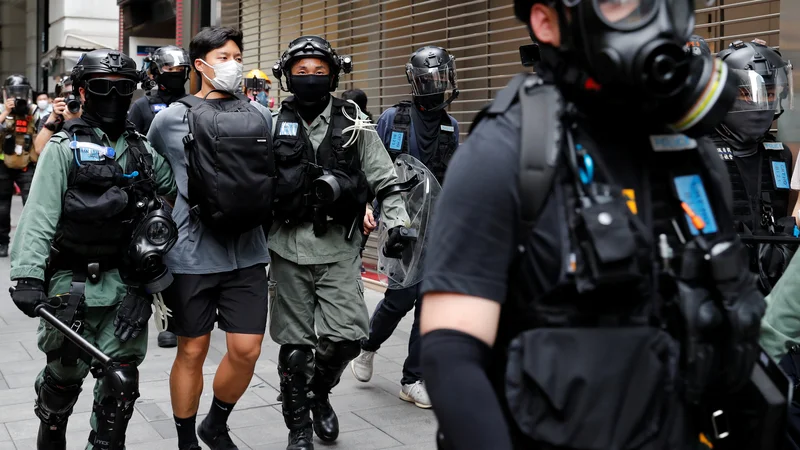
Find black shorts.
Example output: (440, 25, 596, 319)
(163, 264, 269, 337)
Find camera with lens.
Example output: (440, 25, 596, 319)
(312, 170, 342, 204)
(55, 83, 81, 114)
(125, 197, 178, 294)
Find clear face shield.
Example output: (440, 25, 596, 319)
(154, 50, 190, 74)
(728, 69, 771, 113)
(407, 59, 458, 98)
(3, 85, 33, 103)
(767, 64, 794, 116)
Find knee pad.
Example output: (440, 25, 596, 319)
(316, 338, 361, 363)
(279, 345, 314, 375)
(34, 368, 82, 426)
(91, 362, 140, 450)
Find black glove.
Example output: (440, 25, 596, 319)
(114, 290, 152, 343)
(383, 226, 417, 259)
(10, 278, 47, 318)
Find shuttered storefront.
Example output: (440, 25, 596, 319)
(221, 0, 781, 279)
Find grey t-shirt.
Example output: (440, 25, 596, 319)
(147, 96, 273, 275)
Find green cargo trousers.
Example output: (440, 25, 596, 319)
(35, 304, 148, 450)
(268, 251, 369, 347)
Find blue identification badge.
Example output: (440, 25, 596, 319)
(440, 125, 454, 133)
(673, 174, 719, 236)
(151, 103, 167, 113)
(763, 142, 784, 151)
(771, 160, 790, 190)
(389, 131, 404, 151)
(69, 140, 115, 162)
(279, 122, 299, 137)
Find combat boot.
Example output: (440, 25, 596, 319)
(310, 339, 361, 442)
(287, 424, 314, 450)
(37, 422, 68, 450)
(279, 346, 314, 450)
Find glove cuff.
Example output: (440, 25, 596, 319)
(17, 278, 43, 288)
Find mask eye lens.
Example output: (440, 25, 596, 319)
(594, 0, 656, 29)
(147, 220, 171, 245)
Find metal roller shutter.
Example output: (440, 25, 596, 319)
(223, 0, 780, 281)
(223, 0, 780, 140)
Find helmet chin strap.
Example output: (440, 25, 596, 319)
(419, 89, 460, 113)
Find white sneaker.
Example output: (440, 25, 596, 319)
(350, 350, 375, 382)
(400, 381, 432, 409)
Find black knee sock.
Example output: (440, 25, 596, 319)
(207, 396, 236, 426)
(174, 414, 198, 449)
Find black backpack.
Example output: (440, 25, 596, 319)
(178, 91, 276, 235)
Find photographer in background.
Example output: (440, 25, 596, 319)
(34, 78, 81, 154)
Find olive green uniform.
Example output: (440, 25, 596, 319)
(759, 252, 800, 362)
(10, 128, 176, 449)
(268, 98, 409, 348)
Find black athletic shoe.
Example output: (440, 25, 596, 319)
(179, 445, 202, 450)
(198, 417, 238, 450)
(158, 331, 178, 348)
(287, 425, 314, 450)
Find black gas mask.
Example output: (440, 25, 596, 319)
(125, 200, 178, 294)
(546, 0, 736, 137)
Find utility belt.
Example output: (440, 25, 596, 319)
(44, 247, 116, 367)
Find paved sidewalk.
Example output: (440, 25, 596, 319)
(0, 197, 437, 450)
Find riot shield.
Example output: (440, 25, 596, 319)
(377, 154, 442, 289)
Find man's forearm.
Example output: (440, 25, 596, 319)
(34, 129, 54, 155)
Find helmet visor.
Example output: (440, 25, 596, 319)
(408, 60, 457, 97)
(767, 64, 794, 114)
(154, 49, 190, 72)
(4, 85, 32, 101)
(728, 69, 771, 113)
(594, 0, 657, 30)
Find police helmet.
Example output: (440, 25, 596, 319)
(718, 40, 794, 117)
(244, 69, 271, 93)
(2, 74, 33, 103)
(70, 49, 141, 96)
(150, 45, 191, 77)
(272, 36, 352, 92)
(406, 46, 457, 98)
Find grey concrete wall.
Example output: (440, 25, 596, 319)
(0, 0, 28, 80)
(778, 0, 800, 143)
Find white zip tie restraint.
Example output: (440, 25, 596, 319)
(152, 292, 172, 332)
(341, 99, 378, 148)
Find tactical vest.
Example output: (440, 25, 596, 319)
(388, 101, 456, 183)
(272, 97, 369, 235)
(50, 119, 157, 274)
(2, 104, 39, 169)
(713, 135, 792, 234)
(469, 74, 744, 450)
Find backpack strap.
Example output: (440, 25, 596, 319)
(517, 76, 565, 227)
(389, 101, 413, 154)
(177, 94, 203, 109)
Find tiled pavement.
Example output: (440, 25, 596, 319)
(0, 197, 437, 450)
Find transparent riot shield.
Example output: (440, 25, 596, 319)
(377, 154, 442, 289)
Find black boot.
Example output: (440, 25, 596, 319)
(310, 339, 361, 443)
(34, 370, 82, 450)
(279, 345, 314, 450)
(287, 424, 314, 450)
(37, 422, 68, 450)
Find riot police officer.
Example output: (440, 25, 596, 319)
(350, 45, 460, 409)
(269, 35, 409, 450)
(710, 39, 796, 293)
(420, 1, 783, 449)
(9, 49, 177, 449)
(127, 45, 190, 135)
(0, 74, 39, 257)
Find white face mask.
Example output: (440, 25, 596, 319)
(200, 59, 243, 93)
(37, 100, 49, 111)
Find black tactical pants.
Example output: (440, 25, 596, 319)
(0, 162, 34, 245)
(362, 283, 422, 385)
